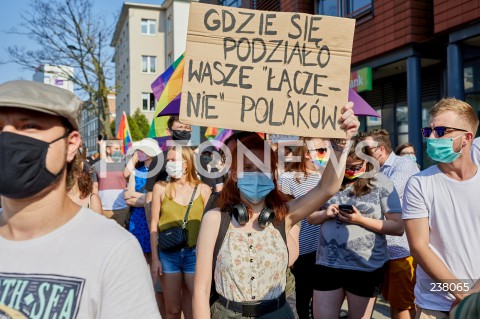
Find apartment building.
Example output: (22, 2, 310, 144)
(79, 92, 116, 153)
(33, 64, 74, 93)
(111, 0, 192, 130)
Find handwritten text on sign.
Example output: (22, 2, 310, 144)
(180, 3, 355, 138)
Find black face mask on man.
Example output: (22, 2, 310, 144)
(0, 131, 68, 199)
(171, 130, 191, 143)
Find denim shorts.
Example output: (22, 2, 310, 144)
(158, 247, 197, 274)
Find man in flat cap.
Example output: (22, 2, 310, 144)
(0, 80, 160, 318)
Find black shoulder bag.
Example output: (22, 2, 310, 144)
(157, 185, 198, 252)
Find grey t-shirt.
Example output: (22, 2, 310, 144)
(316, 173, 401, 271)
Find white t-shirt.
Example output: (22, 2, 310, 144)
(403, 165, 480, 311)
(471, 137, 480, 166)
(0, 208, 160, 319)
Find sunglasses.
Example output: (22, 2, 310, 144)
(421, 126, 468, 138)
(346, 163, 365, 171)
(314, 148, 328, 155)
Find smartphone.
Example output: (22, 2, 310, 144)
(339, 204, 354, 214)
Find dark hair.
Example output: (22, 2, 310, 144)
(395, 143, 415, 155)
(77, 166, 93, 199)
(362, 129, 393, 153)
(167, 116, 179, 130)
(60, 117, 79, 190)
(342, 137, 375, 197)
(218, 133, 290, 224)
(224, 131, 260, 147)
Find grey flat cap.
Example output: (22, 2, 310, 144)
(0, 80, 82, 129)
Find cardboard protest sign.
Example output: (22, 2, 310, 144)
(180, 2, 355, 138)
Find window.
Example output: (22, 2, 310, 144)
(220, 0, 241, 7)
(167, 15, 172, 33)
(142, 56, 157, 73)
(318, 0, 372, 18)
(141, 19, 156, 35)
(142, 93, 156, 111)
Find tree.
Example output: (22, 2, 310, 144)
(127, 109, 150, 141)
(132, 109, 150, 138)
(7, 0, 114, 137)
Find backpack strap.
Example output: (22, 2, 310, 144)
(209, 209, 232, 305)
(213, 211, 232, 269)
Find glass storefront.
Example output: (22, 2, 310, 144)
(465, 59, 480, 137)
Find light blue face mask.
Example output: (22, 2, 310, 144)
(426, 134, 464, 163)
(404, 154, 417, 163)
(237, 172, 275, 204)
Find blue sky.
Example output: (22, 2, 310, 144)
(0, 0, 161, 84)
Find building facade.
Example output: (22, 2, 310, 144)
(33, 64, 74, 92)
(203, 0, 480, 168)
(78, 92, 116, 154)
(111, 1, 194, 137)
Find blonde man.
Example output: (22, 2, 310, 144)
(403, 98, 480, 319)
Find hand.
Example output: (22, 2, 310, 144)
(132, 151, 139, 163)
(151, 259, 163, 282)
(339, 102, 360, 140)
(337, 205, 363, 224)
(124, 188, 132, 200)
(325, 205, 339, 219)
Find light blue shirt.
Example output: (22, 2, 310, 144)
(381, 152, 420, 259)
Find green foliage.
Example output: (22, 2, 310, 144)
(132, 109, 150, 138)
(110, 120, 115, 137)
(127, 109, 150, 141)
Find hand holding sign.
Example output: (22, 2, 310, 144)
(339, 102, 359, 140)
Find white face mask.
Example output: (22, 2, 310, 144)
(166, 161, 185, 178)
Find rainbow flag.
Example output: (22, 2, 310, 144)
(214, 129, 233, 143)
(148, 54, 185, 138)
(205, 127, 219, 140)
(116, 111, 132, 154)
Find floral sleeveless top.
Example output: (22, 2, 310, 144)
(214, 224, 288, 302)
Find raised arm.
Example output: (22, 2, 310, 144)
(287, 223, 300, 266)
(124, 151, 138, 179)
(286, 102, 359, 229)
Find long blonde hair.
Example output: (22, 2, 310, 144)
(163, 146, 201, 199)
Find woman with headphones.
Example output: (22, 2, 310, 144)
(193, 102, 359, 318)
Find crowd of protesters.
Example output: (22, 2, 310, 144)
(0, 79, 480, 319)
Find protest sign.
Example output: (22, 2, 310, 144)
(180, 2, 355, 138)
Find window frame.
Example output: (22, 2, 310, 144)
(141, 56, 157, 74)
(141, 19, 156, 35)
(318, 0, 373, 20)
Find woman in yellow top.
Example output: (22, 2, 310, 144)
(151, 146, 211, 319)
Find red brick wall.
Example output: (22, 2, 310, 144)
(280, 0, 314, 14)
(352, 0, 433, 65)
(434, 0, 480, 33)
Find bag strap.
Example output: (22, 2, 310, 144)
(213, 211, 232, 267)
(181, 185, 198, 228)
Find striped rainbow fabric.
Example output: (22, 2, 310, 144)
(116, 111, 132, 154)
(148, 54, 185, 138)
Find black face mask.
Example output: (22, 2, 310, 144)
(171, 130, 191, 143)
(0, 131, 68, 199)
